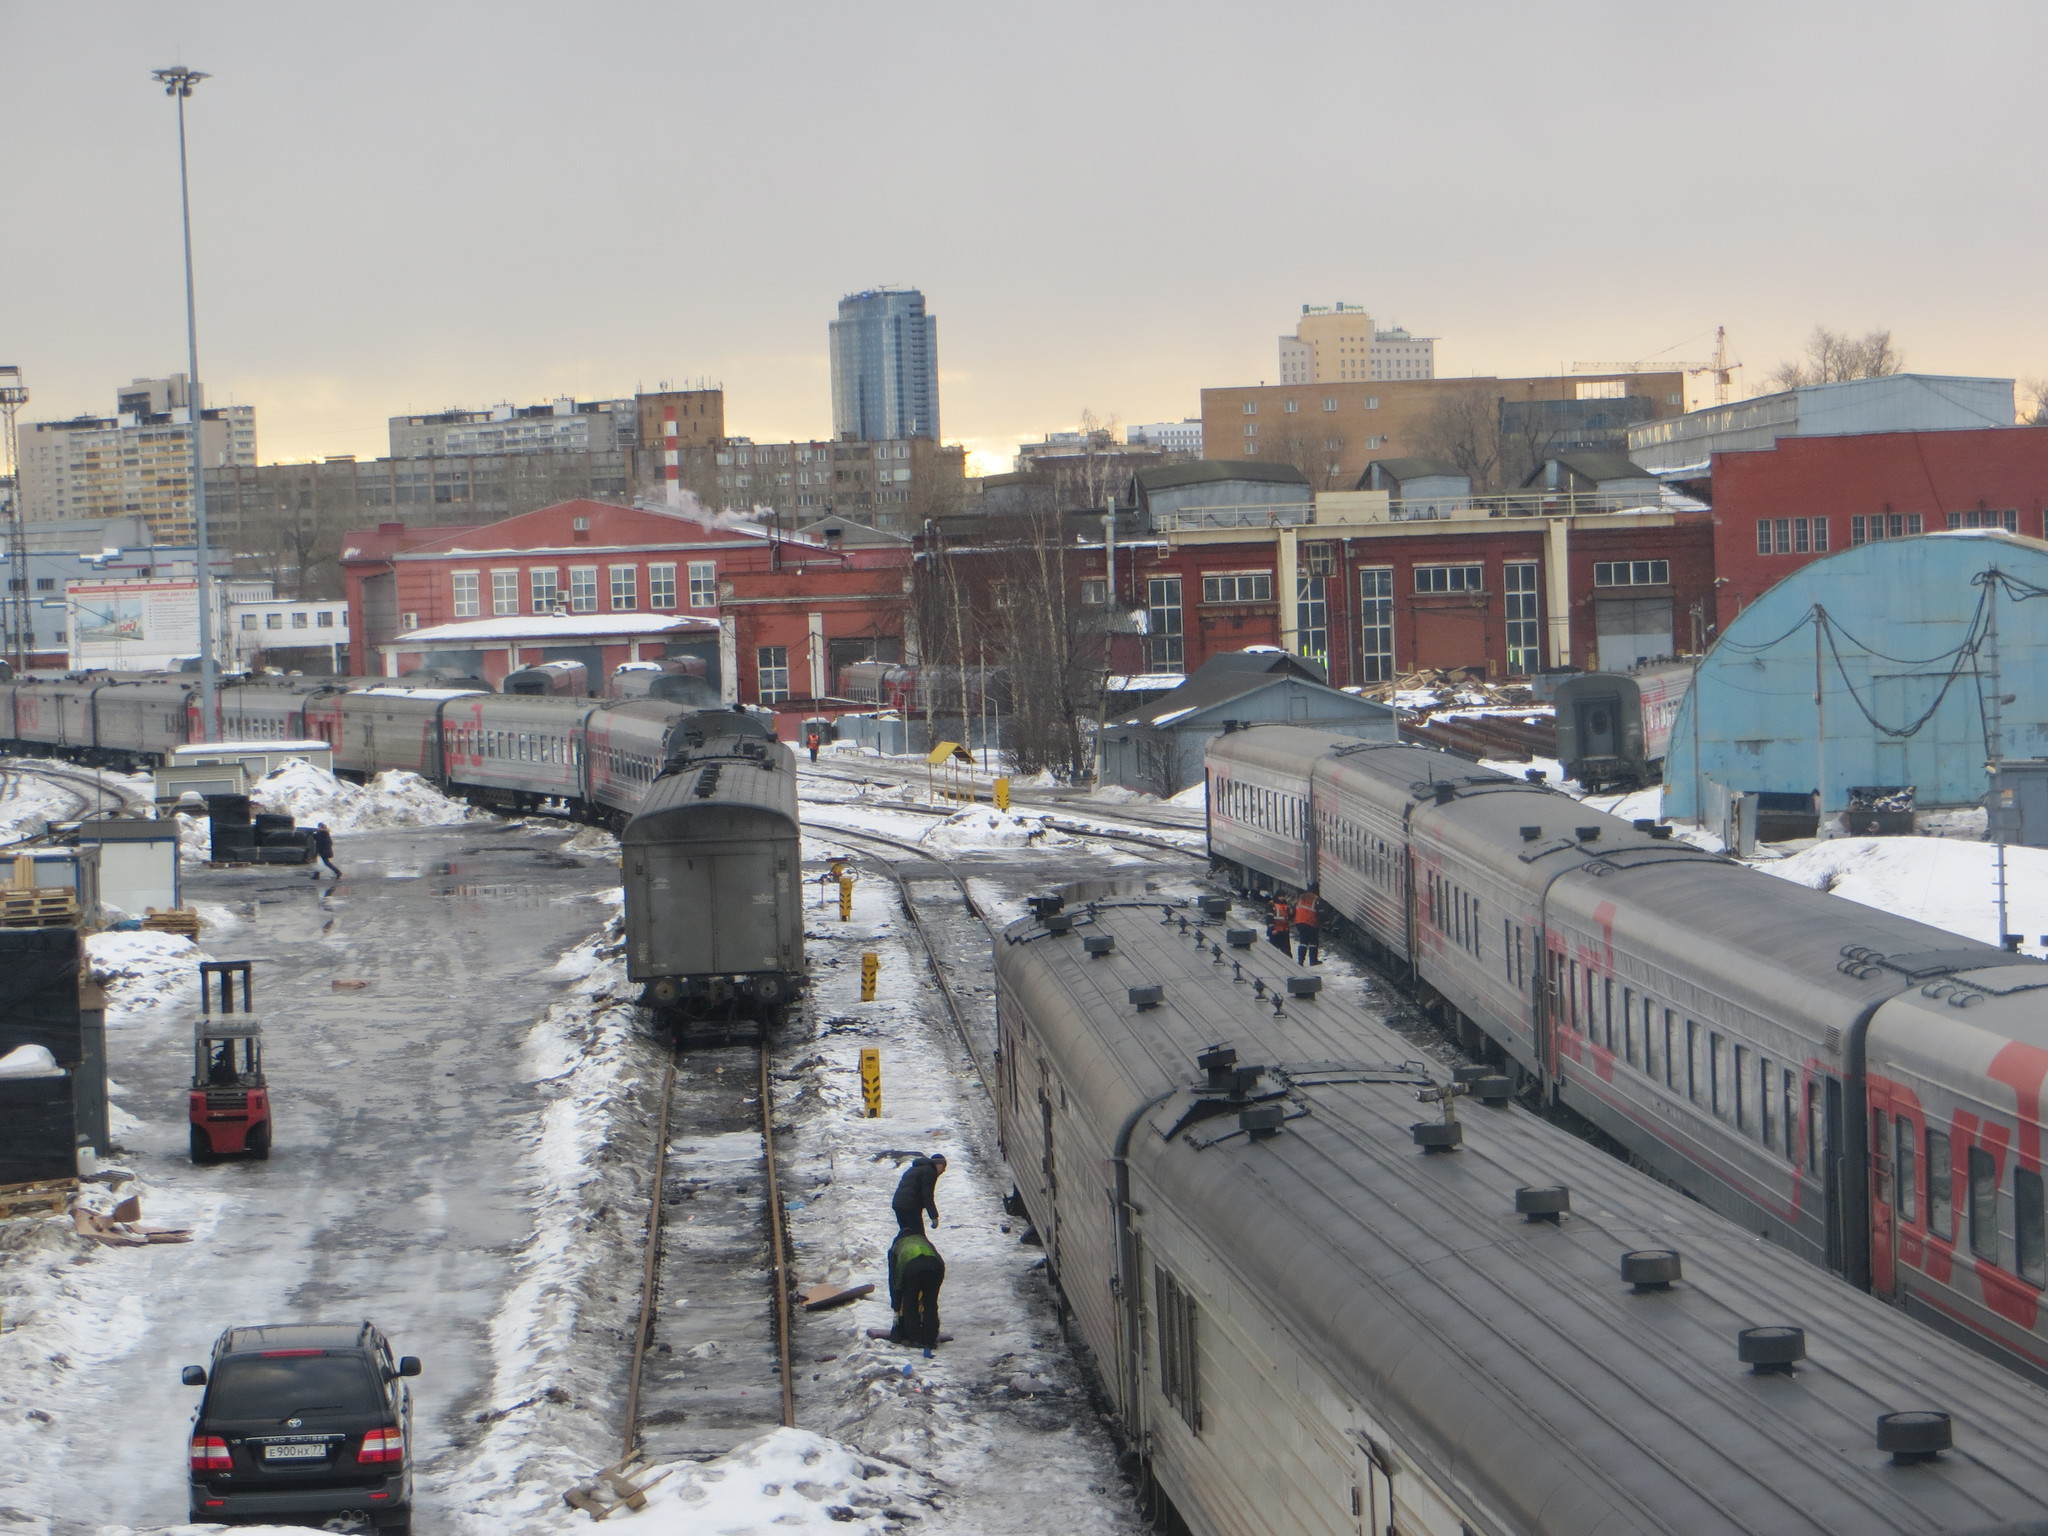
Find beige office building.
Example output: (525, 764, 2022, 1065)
(14, 375, 256, 541)
(1278, 304, 1438, 386)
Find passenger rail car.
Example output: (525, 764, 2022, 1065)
(995, 897, 2048, 1536)
(1554, 659, 1693, 790)
(621, 732, 803, 1036)
(1206, 724, 2048, 1384)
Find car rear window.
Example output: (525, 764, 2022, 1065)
(207, 1354, 382, 1420)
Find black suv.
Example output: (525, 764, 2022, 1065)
(182, 1321, 420, 1532)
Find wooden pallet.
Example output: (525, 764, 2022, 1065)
(0, 888, 80, 928)
(0, 1178, 78, 1222)
(563, 1455, 671, 1521)
(142, 907, 203, 938)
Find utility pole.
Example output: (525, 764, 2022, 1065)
(0, 366, 28, 670)
(1813, 605, 1828, 838)
(1984, 569, 2011, 946)
(153, 64, 218, 741)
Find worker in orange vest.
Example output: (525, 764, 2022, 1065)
(806, 729, 822, 762)
(1267, 896, 1292, 953)
(1293, 889, 1322, 966)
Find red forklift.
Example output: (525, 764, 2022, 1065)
(189, 960, 271, 1163)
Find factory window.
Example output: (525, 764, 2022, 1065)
(1414, 564, 1483, 594)
(34, 577, 53, 592)
(1850, 512, 1922, 544)
(2017, 1167, 2046, 1286)
(1593, 560, 1670, 586)
(568, 566, 599, 613)
(757, 645, 791, 704)
(1080, 578, 1108, 607)
(1201, 571, 1272, 605)
(1926, 1129, 1953, 1239)
(1894, 1114, 1916, 1222)
(1504, 562, 1540, 674)
(240, 614, 257, 631)
(1283, 399, 1299, 413)
(491, 570, 519, 616)
(648, 563, 677, 610)
(1243, 423, 1257, 438)
(1756, 519, 1827, 556)
(1242, 401, 1257, 415)
(1359, 567, 1395, 682)
(291, 612, 309, 629)
(265, 613, 283, 630)
(688, 561, 718, 609)
(1969, 1146, 1999, 1261)
(529, 568, 560, 612)
(451, 571, 480, 618)
(1323, 398, 1338, 412)
(1296, 544, 1331, 670)
(1947, 508, 2018, 532)
(1146, 576, 1183, 673)
(609, 566, 638, 611)
(1154, 1265, 1202, 1434)
(1365, 397, 1379, 410)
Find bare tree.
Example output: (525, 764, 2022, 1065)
(1767, 326, 1904, 390)
(2020, 376, 2048, 427)
(1415, 386, 1508, 491)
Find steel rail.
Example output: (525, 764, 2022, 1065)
(759, 1047, 796, 1428)
(621, 1052, 678, 1457)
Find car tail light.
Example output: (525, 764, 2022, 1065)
(357, 1427, 405, 1464)
(190, 1435, 233, 1471)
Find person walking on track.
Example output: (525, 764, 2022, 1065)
(892, 1151, 946, 1235)
(806, 729, 822, 763)
(888, 1231, 946, 1348)
(1293, 888, 1322, 966)
(311, 823, 341, 880)
(1267, 895, 1293, 953)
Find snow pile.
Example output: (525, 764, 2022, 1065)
(1761, 837, 2048, 951)
(1167, 779, 1207, 809)
(1087, 783, 1159, 805)
(251, 758, 478, 832)
(0, 772, 73, 844)
(84, 929, 203, 1019)
(596, 1428, 934, 1534)
(919, 806, 1078, 853)
(168, 808, 213, 863)
(0, 1043, 61, 1077)
(452, 918, 670, 1531)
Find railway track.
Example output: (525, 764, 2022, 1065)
(798, 760, 1206, 834)
(799, 793, 1207, 866)
(622, 1039, 797, 1463)
(0, 757, 151, 843)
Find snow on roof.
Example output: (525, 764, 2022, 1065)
(1107, 674, 1187, 691)
(173, 740, 330, 757)
(1150, 706, 1198, 725)
(352, 686, 487, 700)
(391, 613, 721, 644)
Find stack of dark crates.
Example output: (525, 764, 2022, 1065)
(205, 794, 315, 865)
(0, 927, 93, 1189)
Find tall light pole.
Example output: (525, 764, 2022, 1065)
(153, 64, 217, 740)
(0, 366, 28, 671)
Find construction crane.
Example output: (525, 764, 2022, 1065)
(1572, 327, 1742, 406)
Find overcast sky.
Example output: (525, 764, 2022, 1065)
(5, 1, 2043, 474)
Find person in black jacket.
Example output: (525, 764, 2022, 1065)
(887, 1231, 945, 1348)
(311, 823, 341, 880)
(891, 1152, 947, 1235)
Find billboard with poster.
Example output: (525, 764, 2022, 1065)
(65, 579, 220, 671)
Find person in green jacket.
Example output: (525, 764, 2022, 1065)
(888, 1230, 946, 1347)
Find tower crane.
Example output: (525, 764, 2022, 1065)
(1571, 327, 1742, 406)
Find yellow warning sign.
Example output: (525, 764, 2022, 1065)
(860, 951, 880, 1002)
(859, 1047, 882, 1118)
(838, 870, 855, 921)
(993, 776, 1011, 811)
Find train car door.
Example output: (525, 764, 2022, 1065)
(1037, 1063, 1060, 1274)
(1869, 1105, 1897, 1299)
(709, 849, 781, 971)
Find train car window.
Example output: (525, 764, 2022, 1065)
(1895, 1116, 1916, 1223)
(1602, 978, 1615, 1053)
(1969, 1146, 1999, 1261)
(1567, 959, 1580, 1030)
(1623, 989, 1639, 1067)
(1806, 1082, 1823, 1173)
(1927, 1129, 1953, 1238)
(1154, 1266, 1202, 1434)
(1711, 1034, 1730, 1119)
(1502, 921, 1514, 983)
(1735, 1046, 1753, 1135)
(1470, 898, 1480, 957)
(1686, 1021, 1703, 1103)
(1872, 1109, 1892, 1207)
(1760, 1058, 1776, 1149)
(2016, 1168, 2046, 1286)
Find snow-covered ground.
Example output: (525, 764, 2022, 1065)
(0, 772, 78, 845)
(251, 759, 480, 833)
(1761, 836, 2048, 955)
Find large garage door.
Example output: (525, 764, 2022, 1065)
(1595, 597, 1673, 671)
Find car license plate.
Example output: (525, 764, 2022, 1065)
(263, 1442, 326, 1461)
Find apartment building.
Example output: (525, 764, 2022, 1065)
(390, 396, 643, 458)
(1202, 371, 1688, 490)
(1126, 419, 1205, 455)
(1276, 304, 1438, 385)
(831, 287, 940, 441)
(14, 375, 257, 539)
(673, 435, 966, 532)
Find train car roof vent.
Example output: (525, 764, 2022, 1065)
(1026, 894, 1065, 920)
(1128, 984, 1164, 1010)
(1225, 927, 1256, 949)
(1286, 976, 1322, 998)
(1433, 782, 1456, 805)
(1632, 818, 1657, 832)
(1515, 1185, 1570, 1222)
(1084, 934, 1116, 957)
(1520, 825, 1542, 842)
(1198, 895, 1231, 917)
(1197, 1044, 1237, 1080)
(1575, 825, 1601, 841)
(1410, 1120, 1463, 1151)
(1239, 1102, 1285, 1140)
(1472, 1074, 1513, 1106)
(1877, 1410, 1952, 1465)
(693, 765, 723, 798)
(1045, 912, 1075, 934)
(1738, 1326, 1806, 1375)
(1648, 824, 1674, 840)
(1621, 1249, 1682, 1292)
